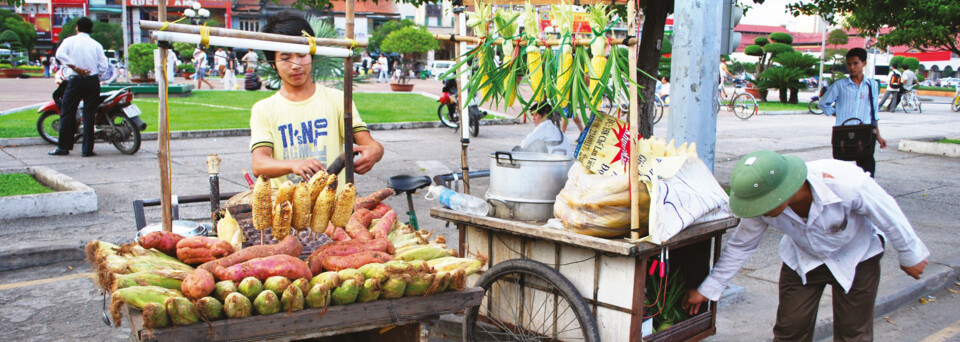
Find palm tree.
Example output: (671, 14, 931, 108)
(772, 52, 819, 103)
(759, 67, 804, 103)
(257, 16, 345, 89)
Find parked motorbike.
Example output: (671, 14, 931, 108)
(437, 78, 486, 137)
(36, 86, 146, 154)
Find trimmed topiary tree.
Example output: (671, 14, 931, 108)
(902, 57, 920, 71)
(381, 26, 438, 84)
(128, 43, 158, 79)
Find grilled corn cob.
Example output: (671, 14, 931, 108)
(310, 177, 337, 233)
(291, 182, 312, 231)
(307, 170, 328, 203)
(330, 183, 356, 227)
(252, 175, 273, 233)
(274, 180, 295, 208)
(272, 201, 292, 240)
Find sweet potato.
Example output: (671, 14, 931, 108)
(306, 239, 395, 275)
(321, 251, 393, 272)
(371, 210, 397, 240)
(324, 222, 336, 237)
(331, 227, 352, 242)
(197, 235, 302, 274)
(214, 254, 312, 282)
(138, 231, 185, 256)
(370, 203, 392, 219)
(344, 221, 373, 240)
(348, 208, 372, 227)
(182, 268, 216, 300)
(354, 188, 395, 211)
(176, 237, 235, 264)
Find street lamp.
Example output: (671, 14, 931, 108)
(183, 3, 209, 26)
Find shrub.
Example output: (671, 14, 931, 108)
(768, 32, 793, 44)
(177, 63, 196, 73)
(763, 43, 794, 57)
(744, 45, 764, 57)
(753, 36, 769, 46)
(128, 43, 157, 79)
(902, 57, 920, 71)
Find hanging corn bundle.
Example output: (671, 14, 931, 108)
(522, 3, 547, 104)
(552, 2, 575, 109)
(466, 1, 497, 104)
(494, 9, 521, 108)
(587, 4, 611, 110)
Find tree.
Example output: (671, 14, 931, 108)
(366, 19, 414, 54)
(824, 29, 848, 65)
(172, 42, 195, 62)
(127, 43, 157, 79)
(902, 57, 920, 71)
(889, 55, 905, 67)
(381, 26, 438, 84)
(59, 19, 122, 51)
(658, 38, 672, 80)
(2, 16, 35, 51)
(787, 0, 960, 58)
(0, 29, 21, 50)
(759, 67, 804, 103)
(59, 17, 79, 39)
(772, 52, 819, 103)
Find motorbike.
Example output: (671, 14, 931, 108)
(36, 86, 146, 154)
(437, 78, 486, 137)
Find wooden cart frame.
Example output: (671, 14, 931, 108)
(432, 208, 738, 341)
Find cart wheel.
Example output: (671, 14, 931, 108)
(463, 259, 601, 342)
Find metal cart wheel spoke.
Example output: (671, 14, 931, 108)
(464, 259, 600, 342)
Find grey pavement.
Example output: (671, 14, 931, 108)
(0, 77, 959, 340)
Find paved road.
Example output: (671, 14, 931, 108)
(0, 78, 958, 340)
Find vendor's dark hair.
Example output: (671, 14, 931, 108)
(530, 102, 553, 116)
(260, 12, 312, 65)
(846, 48, 867, 63)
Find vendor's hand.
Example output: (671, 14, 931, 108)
(71, 66, 90, 77)
(353, 144, 384, 175)
(877, 135, 888, 149)
(290, 158, 326, 181)
(901, 259, 927, 279)
(681, 289, 709, 315)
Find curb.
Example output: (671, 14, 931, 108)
(0, 244, 86, 272)
(898, 137, 960, 158)
(0, 102, 44, 116)
(0, 118, 524, 148)
(758, 110, 811, 115)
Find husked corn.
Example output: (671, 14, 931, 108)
(526, 47, 543, 101)
(310, 177, 337, 234)
(557, 50, 573, 108)
(274, 181, 295, 208)
(307, 170, 328, 203)
(252, 175, 273, 232)
(330, 183, 356, 227)
(272, 201, 292, 240)
(291, 182, 312, 231)
(589, 54, 607, 109)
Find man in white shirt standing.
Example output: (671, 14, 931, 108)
(214, 47, 228, 76)
(682, 150, 929, 341)
(50, 17, 108, 157)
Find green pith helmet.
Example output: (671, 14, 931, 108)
(729, 150, 807, 218)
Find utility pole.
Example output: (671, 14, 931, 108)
(668, 0, 721, 171)
(818, 17, 826, 90)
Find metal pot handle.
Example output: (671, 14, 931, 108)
(486, 198, 513, 219)
(494, 151, 519, 168)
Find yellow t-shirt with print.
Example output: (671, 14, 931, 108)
(250, 85, 367, 188)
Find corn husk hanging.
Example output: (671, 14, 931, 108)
(552, 2, 575, 109)
(494, 9, 521, 108)
(587, 4, 610, 110)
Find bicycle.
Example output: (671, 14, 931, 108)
(600, 88, 664, 124)
(717, 80, 758, 119)
(898, 88, 922, 113)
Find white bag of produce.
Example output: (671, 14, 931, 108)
(553, 163, 650, 238)
(637, 138, 731, 244)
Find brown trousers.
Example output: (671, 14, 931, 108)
(773, 253, 883, 342)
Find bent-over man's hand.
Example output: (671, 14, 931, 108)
(681, 289, 709, 316)
(353, 144, 384, 175)
(290, 158, 326, 181)
(901, 259, 927, 279)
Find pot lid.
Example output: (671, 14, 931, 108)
(136, 220, 207, 240)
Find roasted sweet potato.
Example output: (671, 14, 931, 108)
(353, 188, 395, 211)
(306, 239, 395, 275)
(176, 237, 235, 264)
(182, 269, 215, 300)
(370, 203, 392, 220)
(138, 231, 184, 257)
(345, 221, 373, 240)
(331, 227, 352, 242)
(371, 210, 397, 240)
(214, 255, 312, 282)
(197, 235, 302, 273)
(320, 251, 393, 272)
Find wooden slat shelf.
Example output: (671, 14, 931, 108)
(430, 207, 738, 256)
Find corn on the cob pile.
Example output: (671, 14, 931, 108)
(252, 175, 273, 234)
(272, 201, 292, 240)
(311, 175, 337, 233)
(587, 5, 610, 110)
(330, 183, 356, 227)
(291, 182, 312, 231)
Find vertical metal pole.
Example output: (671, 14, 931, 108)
(818, 17, 826, 90)
(157, 0, 173, 232)
(343, 0, 355, 184)
(456, 3, 470, 194)
(122, 0, 130, 82)
(668, 0, 721, 171)
(628, 0, 640, 240)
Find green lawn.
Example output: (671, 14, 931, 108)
(757, 101, 810, 112)
(0, 91, 440, 138)
(0, 173, 54, 197)
(936, 139, 960, 144)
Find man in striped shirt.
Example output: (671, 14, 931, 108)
(819, 48, 888, 177)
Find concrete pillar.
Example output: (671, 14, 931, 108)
(668, 0, 721, 171)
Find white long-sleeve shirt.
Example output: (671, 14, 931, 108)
(55, 32, 108, 78)
(698, 159, 929, 301)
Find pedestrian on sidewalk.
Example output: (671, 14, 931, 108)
(817, 48, 887, 177)
(193, 46, 214, 89)
(222, 47, 238, 90)
(682, 150, 929, 342)
(878, 63, 901, 111)
(377, 54, 388, 83)
(49, 17, 108, 157)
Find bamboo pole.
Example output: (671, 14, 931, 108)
(150, 31, 352, 58)
(140, 21, 368, 48)
(456, 4, 470, 195)
(628, 0, 640, 240)
(157, 1, 173, 232)
(343, 0, 355, 184)
(432, 33, 638, 47)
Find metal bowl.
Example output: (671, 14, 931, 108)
(135, 220, 208, 240)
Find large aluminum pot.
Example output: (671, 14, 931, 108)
(486, 151, 574, 221)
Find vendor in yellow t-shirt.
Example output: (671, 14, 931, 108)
(249, 12, 384, 188)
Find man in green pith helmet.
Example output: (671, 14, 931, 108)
(682, 151, 929, 341)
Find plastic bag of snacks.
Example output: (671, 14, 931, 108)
(554, 163, 650, 238)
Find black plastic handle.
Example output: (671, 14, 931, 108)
(494, 151, 516, 166)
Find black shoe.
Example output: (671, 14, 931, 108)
(48, 149, 69, 156)
(81, 152, 96, 157)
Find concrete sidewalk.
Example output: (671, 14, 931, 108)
(0, 84, 958, 340)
